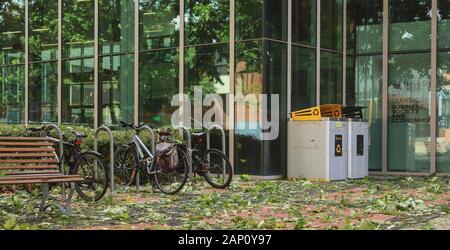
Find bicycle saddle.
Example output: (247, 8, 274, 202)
(72, 131, 87, 138)
(157, 129, 172, 136)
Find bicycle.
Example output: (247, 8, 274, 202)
(26, 126, 109, 202)
(113, 122, 189, 194)
(185, 131, 233, 189)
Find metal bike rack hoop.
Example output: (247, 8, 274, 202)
(43, 124, 65, 200)
(173, 126, 192, 148)
(137, 126, 157, 154)
(93, 126, 115, 195)
(206, 124, 226, 155)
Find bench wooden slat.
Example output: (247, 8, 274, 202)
(0, 137, 53, 141)
(0, 176, 84, 185)
(0, 153, 55, 158)
(0, 174, 66, 180)
(0, 165, 59, 170)
(4, 170, 60, 176)
(0, 159, 58, 164)
(0, 148, 55, 152)
(0, 142, 54, 146)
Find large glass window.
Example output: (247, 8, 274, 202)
(61, 58, 94, 125)
(321, 0, 343, 51)
(353, 56, 383, 171)
(99, 54, 134, 126)
(388, 53, 431, 172)
(99, 0, 134, 55)
(185, 0, 229, 46)
(29, 0, 58, 62)
(264, 0, 287, 41)
(320, 51, 343, 104)
(291, 46, 316, 110)
(235, 40, 263, 175)
(140, 0, 179, 51)
(389, 0, 431, 52)
(62, 0, 94, 59)
(236, 0, 262, 41)
(347, 0, 383, 54)
(28, 62, 57, 123)
(263, 40, 287, 176)
(437, 51, 450, 173)
(0, 0, 25, 65)
(292, 0, 316, 47)
(139, 49, 179, 127)
(438, 0, 450, 49)
(0, 65, 24, 123)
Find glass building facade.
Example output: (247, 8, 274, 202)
(0, 0, 449, 176)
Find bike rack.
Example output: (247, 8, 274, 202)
(43, 124, 65, 200)
(173, 126, 192, 176)
(206, 125, 227, 176)
(135, 126, 157, 190)
(93, 126, 115, 195)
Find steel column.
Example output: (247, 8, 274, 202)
(316, 0, 321, 106)
(24, 0, 29, 124)
(229, 0, 235, 170)
(342, 0, 347, 105)
(134, 0, 140, 125)
(94, 0, 99, 129)
(430, 0, 438, 175)
(58, 0, 62, 125)
(382, 0, 389, 174)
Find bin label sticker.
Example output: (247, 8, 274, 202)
(357, 135, 364, 156)
(336, 122, 344, 128)
(335, 135, 343, 157)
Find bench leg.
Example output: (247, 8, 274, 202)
(54, 182, 75, 216)
(40, 184, 50, 212)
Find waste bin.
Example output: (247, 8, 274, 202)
(347, 119, 369, 179)
(288, 118, 348, 181)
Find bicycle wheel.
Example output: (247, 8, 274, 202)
(201, 149, 233, 189)
(72, 152, 108, 202)
(113, 144, 139, 186)
(152, 146, 189, 195)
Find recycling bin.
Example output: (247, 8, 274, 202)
(288, 118, 348, 181)
(347, 119, 369, 179)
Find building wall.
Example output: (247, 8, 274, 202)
(0, 0, 449, 175)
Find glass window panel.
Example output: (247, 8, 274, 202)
(0, 0, 25, 65)
(347, 0, 383, 54)
(63, 0, 94, 59)
(262, 40, 287, 176)
(437, 51, 450, 173)
(29, 0, 58, 62)
(389, 0, 431, 52)
(291, 46, 316, 110)
(438, 0, 450, 49)
(320, 51, 343, 104)
(140, 0, 179, 51)
(99, 0, 135, 55)
(346, 56, 355, 106)
(321, 0, 343, 51)
(236, 0, 262, 41)
(28, 62, 57, 123)
(99, 53, 134, 126)
(185, 0, 229, 46)
(264, 0, 287, 41)
(0, 65, 24, 123)
(388, 53, 431, 172)
(139, 49, 179, 127)
(62, 58, 94, 125)
(354, 55, 383, 171)
(234, 40, 263, 175)
(292, 0, 316, 46)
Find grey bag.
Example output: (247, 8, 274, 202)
(155, 142, 179, 173)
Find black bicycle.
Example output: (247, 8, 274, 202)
(185, 131, 233, 189)
(26, 126, 109, 202)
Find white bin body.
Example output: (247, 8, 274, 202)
(347, 120, 369, 179)
(288, 119, 348, 181)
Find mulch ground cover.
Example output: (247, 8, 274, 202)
(0, 176, 448, 230)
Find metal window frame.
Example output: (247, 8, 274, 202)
(316, 0, 321, 106)
(58, 0, 62, 125)
(342, 0, 347, 105)
(229, 0, 235, 169)
(24, 0, 29, 125)
(134, 0, 139, 125)
(94, 0, 99, 129)
(381, 0, 388, 174)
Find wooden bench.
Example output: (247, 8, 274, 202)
(0, 137, 83, 215)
